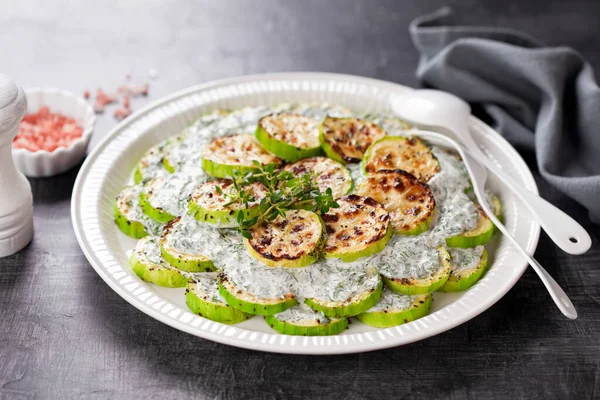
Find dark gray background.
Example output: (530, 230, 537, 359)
(1, 1, 599, 399)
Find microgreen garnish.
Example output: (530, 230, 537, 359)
(223, 161, 338, 239)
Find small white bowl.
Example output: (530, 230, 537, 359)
(12, 88, 96, 178)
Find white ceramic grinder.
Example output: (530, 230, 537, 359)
(0, 74, 33, 257)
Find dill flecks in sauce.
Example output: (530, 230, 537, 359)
(274, 303, 330, 324)
(124, 103, 485, 310)
(117, 185, 163, 235)
(189, 272, 228, 304)
(368, 289, 415, 312)
(448, 246, 485, 271)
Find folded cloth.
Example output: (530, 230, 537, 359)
(410, 7, 600, 223)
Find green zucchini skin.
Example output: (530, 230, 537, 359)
(445, 209, 494, 248)
(114, 203, 147, 239)
(133, 166, 144, 185)
(129, 241, 187, 288)
(218, 278, 298, 316)
(446, 195, 503, 248)
(201, 134, 282, 179)
(188, 200, 260, 227)
(265, 314, 348, 336)
(159, 218, 216, 272)
(383, 246, 451, 295)
(357, 293, 432, 328)
(186, 280, 250, 324)
(255, 117, 323, 162)
(319, 128, 346, 164)
(305, 278, 384, 318)
(201, 157, 258, 179)
(139, 190, 176, 223)
(438, 248, 488, 292)
(325, 224, 392, 263)
(162, 157, 175, 173)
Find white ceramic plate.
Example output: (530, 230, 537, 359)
(71, 73, 540, 354)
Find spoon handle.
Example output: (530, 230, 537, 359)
(483, 202, 578, 319)
(467, 149, 591, 255)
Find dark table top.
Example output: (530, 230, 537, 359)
(1, 1, 599, 399)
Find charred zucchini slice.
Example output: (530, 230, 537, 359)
(322, 194, 391, 262)
(188, 179, 268, 227)
(357, 291, 432, 328)
(362, 136, 439, 182)
(382, 246, 451, 295)
(445, 206, 495, 248)
(201, 134, 282, 178)
(218, 275, 298, 315)
(130, 236, 187, 288)
(355, 170, 435, 235)
(305, 276, 383, 318)
(159, 217, 216, 272)
(265, 305, 348, 336)
(439, 247, 488, 292)
(244, 210, 325, 268)
(186, 274, 251, 324)
(255, 113, 323, 162)
(115, 185, 149, 239)
(319, 117, 386, 164)
(283, 157, 353, 199)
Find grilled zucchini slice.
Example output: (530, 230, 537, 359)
(218, 275, 298, 315)
(188, 179, 268, 227)
(382, 246, 451, 295)
(445, 206, 495, 248)
(265, 305, 348, 336)
(159, 217, 216, 272)
(362, 136, 439, 182)
(305, 276, 383, 318)
(355, 170, 435, 235)
(139, 174, 199, 223)
(115, 185, 149, 239)
(255, 113, 323, 162)
(201, 134, 282, 178)
(244, 210, 325, 268)
(319, 117, 386, 164)
(322, 194, 391, 262)
(186, 273, 251, 324)
(357, 291, 432, 328)
(133, 140, 175, 184)
(439, 247, 488, 292)
(283, 157, 353, 199)
(130, 236, 187, 288)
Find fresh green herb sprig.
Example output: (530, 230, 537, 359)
(220, 161, 339, 239)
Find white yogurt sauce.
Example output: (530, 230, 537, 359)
(368, 289, 415, 312)
(126, 104, 483, 306)
(189, 272, 228, 304)
(274, 303, 331, 324)
(448, 246, 485, 272)
(117, 185, 163, 236)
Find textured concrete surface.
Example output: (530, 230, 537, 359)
(0, 1, 599, 399)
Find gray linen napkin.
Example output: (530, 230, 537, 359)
(410, 7, 600, 223)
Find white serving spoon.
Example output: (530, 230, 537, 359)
(392, 89, 591, 256)
(411, 128, 577, 319)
